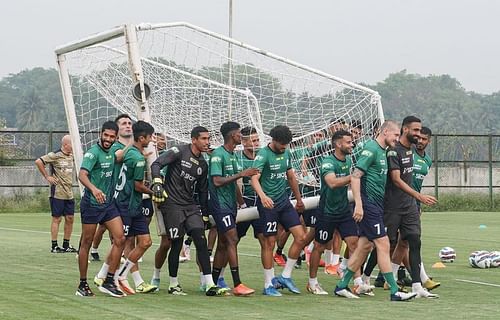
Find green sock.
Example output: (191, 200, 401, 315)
(383, 272, 398, 295)
(337, 268, 355, 289)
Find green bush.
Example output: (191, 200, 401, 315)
(423, 193, 499, 212)
(0, 188, 81, 213)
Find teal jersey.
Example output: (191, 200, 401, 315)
(355, 139, 388, 205)
(80, 144, 116, 208)
(352, 138, 370, 163)
(209, 146, 241, 211)
(412, 150, 432, 193)
(110, 141, 126, 182)
(115, 146, 146, 216)
(319, 155, 352, 217)
(254, 145, 292, 201)
(235, 150, 257, 199)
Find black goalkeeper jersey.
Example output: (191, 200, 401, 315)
(151, 144, 209, 214)
(384, 141, 416, 211)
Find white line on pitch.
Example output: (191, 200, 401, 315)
(455, 279, 500, 288)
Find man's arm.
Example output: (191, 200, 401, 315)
(390, 170, 437, 206)
(212, 168, 259, 187)
(350, 168, 364, 222)
(151, 147, 180, 179)
(286, 168, 304, 212)
(323, 172, 351, 189)
(35, 157, 58, 185)
(78, 169, 106, 204)
(250, 173, 274, 209)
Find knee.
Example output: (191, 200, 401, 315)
(140, 238, 153, 250)
(160, 237, 171, 250)
(398, 239, 409, 250)
(113, 234, 126, 248)
(52, 216, 62, 224)
(65, 215, 74, 223)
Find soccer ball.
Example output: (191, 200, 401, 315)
(469, 251, 491, 269)
(489, 251, 500, 268)
(438, 247, 456, 263)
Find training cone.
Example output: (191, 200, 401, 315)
(432, 262, 446, 269)
(479, 224, 487, 229)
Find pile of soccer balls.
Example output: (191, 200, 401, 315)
(468, 250, 500, 269)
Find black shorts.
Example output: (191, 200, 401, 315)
(358, 196, 386, 241)
(315, 214, 358, 244)
(213, 208, 237, 234)
(80, 201, 120, 225)
(384, 206, 421, 246)
(159, 200, 204, 240)
(141, 198, 154, 217)
(257, 194, 301, 236)
(121, 214, 150, 237)
(50, 198, 75, 217)
(302, 208, 318, 227)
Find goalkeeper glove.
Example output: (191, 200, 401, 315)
(151, 178, 168, 203)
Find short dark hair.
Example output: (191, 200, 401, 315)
(191, 126, 209, 138)
(269, 125, 293, 144)
(133, 120, 155, 141)
(115, 113, 132, 123)
(220, 121, 240, 141)
(402, 116, 421, 127)
(332, 129, 352, 145)
(241, 126, 257, 137)
(101, 120, 119, 134)
(350, 119, 362, 130)
(420, 126, 432, 137)
(330, 117, 346, 125)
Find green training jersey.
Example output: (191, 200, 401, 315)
(209, 146, 241, 211)
(355, 139, 387, 205)
(319, 155, 352, 217)
(235, 150, 257, 199)
(254, 145, 292, 201)
(110, 141, 125, 183)
(115, 146, 146, 216)
(412, 149, 432, 193)
(80, 144, 116, 208)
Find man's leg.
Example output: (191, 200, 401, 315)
(90, 224, 107, 261)
(152, 235, 170, 288)
(76, 222, 97, 297)
(50, 216, 63, 252)
(98, 216, 125, 297)
(62, 214, 76, 252)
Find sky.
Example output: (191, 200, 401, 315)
(1, 0, 499, 94)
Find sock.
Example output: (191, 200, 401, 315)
(51, 240, 58, 249)
(117, 259, 135, 280)
(362, 274, 371, 284)
(105, 272, 115, 284)
(276, 246, 284, 256)
(204, 274, 215, 288)
(354, 277, 363, 286)
(264, 268, 275, 288)
(324, 249, 333, 265)
(208, 249, 213, 256)
(282, 258, 297, 278)
(91, 247, 99, 254)
(382, 272, 398, 295)
(391, 263, 400, 278)
(212, 267, 222, 283)
(220, 267, 225, 278)
(307, 242, 314, 252)
(230, 266, 241, 287)
(340, 258, 349, 270)
(200, 273, 206, 286)
(97, 263, 110, 279)
(63, 239, 70, 249)
(412, 282, 423, 293)
(79, 278, 87, 286)
(169, 276, 179, 287)
(153, 267, 161, 280)
(420, 262, 430, 282)
(131, 271, 144, 287)
(337, 268, 355, 289)
(308, 277, 318, 287)
(332, 254, 340, 265)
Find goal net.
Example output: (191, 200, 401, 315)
(56, 22, 383, 210)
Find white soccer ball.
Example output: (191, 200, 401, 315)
(488, 251, 500, 268)
(439, 247, 456, 263)
(469, 251, 491, 269)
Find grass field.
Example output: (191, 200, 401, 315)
(1, 211, 499, 320)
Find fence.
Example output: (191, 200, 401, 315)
(0, 130, 499, 207)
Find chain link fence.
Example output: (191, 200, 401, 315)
(1, 130, 499, 208)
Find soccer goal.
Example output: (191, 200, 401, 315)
(55, 22, 383, 222)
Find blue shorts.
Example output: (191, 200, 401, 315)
(358, 196, 386, 241)
(315, 213, 358, 244)
(121, 214, 150, 237)
(80, 200, 120, 225)
(213, 208, 237, 234)
(50, 198, 75, 217)
(237, 197, 264, 238)
(302, 208, 318, 227)
(141, 198, 154, 217)
(257, 194, 301, 236)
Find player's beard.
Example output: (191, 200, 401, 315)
(408, 133, 418, 144)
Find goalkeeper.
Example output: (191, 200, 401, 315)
(150, 126, 227, 296)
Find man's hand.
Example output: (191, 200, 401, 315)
(151, 178, 168, 203)
(46, 176, 59, 185)
(418, 194, 437, 206)
(239, 168, 259, 178)
(91, 188, 107, 204)
(295, 200, 305, 213)
(352, 204, 364, 222)
(261, 195, 274, 209)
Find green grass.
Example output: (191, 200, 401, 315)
(1, 211, 499, 319)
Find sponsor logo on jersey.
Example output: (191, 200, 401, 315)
(197, 167, 203, 176)
(136, 160, 145, 167)
(387, 150, 397, 157)
(361, 150, 373, 157)
(211, 156, 222, 163)
(322, 162, 334, 169)
(190, 157, 199, 165)
(181, 160, 192, 168)
(255, 155, 264, 161)
(170, 146, 180, 153)
(84, 152, 94, 159)
(401, 157, 411, 164)
(406, 150, 413, 155)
